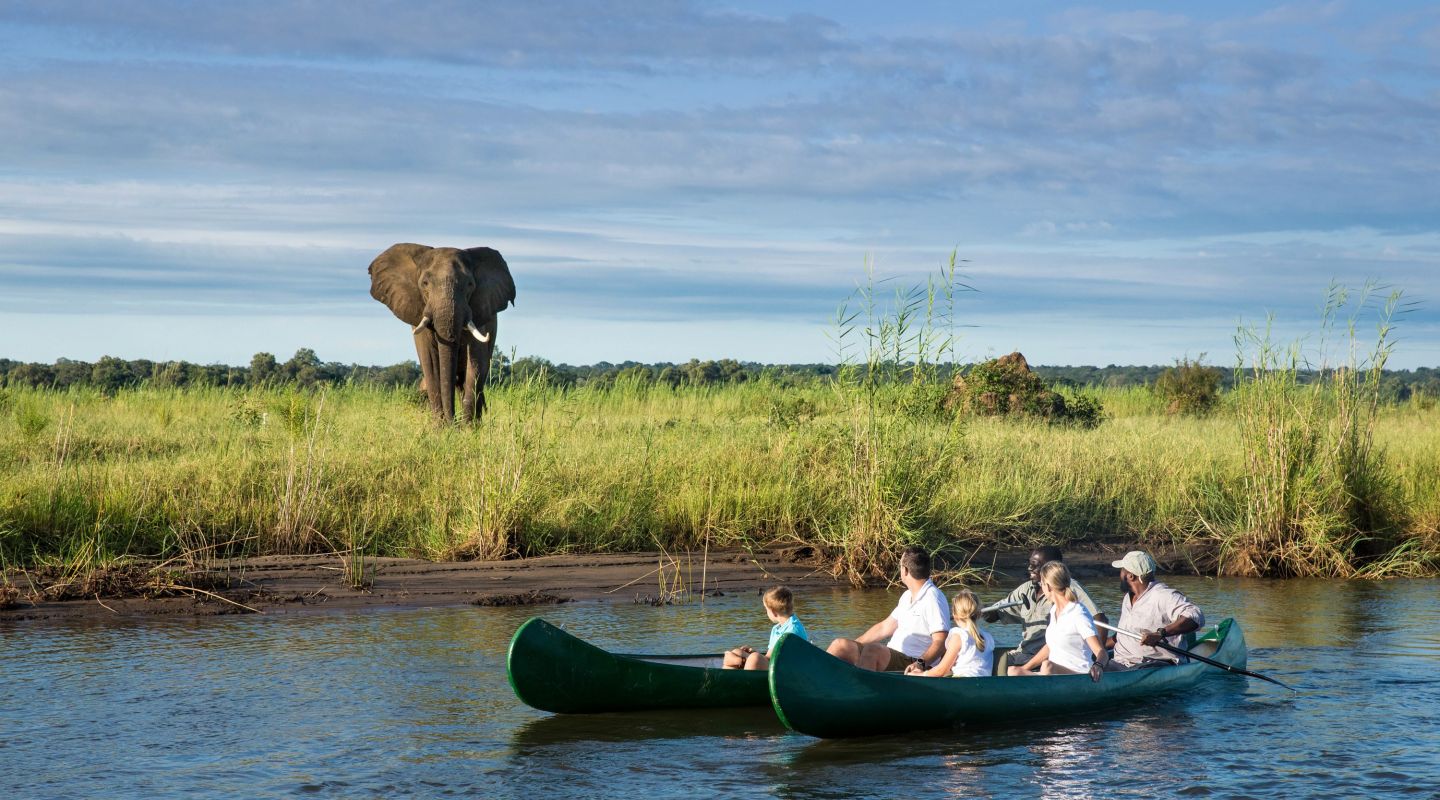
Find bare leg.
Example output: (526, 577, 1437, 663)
(744, 652, 769, 671)
(826, 638, 862, 666)
(1041, 661, 1082, 675)
(856, 643, 893, 672)
(722, 648, 749, 669)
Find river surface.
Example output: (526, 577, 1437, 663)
(3, 576, 1439, 799)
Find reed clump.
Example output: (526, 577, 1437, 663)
(1214, 283, 1413, 577)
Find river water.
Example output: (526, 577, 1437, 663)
(3, 576, 1438, 799)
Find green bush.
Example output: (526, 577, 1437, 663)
(1154, 357, 1222, 416)
(767, 395, 817, 429)
(945, 352, 1105, 428)
(1060, 391, 1106, 429)
(15, 401, 50, 438)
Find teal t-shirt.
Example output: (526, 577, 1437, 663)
(768, 615, 808, 652)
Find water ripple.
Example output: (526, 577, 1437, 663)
(3, 578, 1439, 798)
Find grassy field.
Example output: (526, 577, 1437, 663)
(2, 378, 1437, 581)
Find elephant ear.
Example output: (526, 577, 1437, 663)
(462, 247, 517, 318)
(369, 243, 431, 325)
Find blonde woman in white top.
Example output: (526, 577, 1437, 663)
(905, 587, 995, 678)
(1008, 561, 1107, 681)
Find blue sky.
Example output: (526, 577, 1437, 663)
(1, 1, 1437, 368)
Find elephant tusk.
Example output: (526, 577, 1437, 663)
(412, 315, 431, 335)
(467, 322, 491, 343)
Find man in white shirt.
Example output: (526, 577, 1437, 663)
(1106, 550, 1205, 669)
(826, 546, 951, 672)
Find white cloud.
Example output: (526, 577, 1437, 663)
(0, 2, 1437, 368)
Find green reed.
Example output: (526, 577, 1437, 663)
(1217, 283, 1419, 577)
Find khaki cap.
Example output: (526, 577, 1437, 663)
(1111, 550, 1158, 577)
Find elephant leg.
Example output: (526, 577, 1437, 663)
(460, 345, 481, 423)
(413, 329, 444, 419)
(461, 316, 497, 422)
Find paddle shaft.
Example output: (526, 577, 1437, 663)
(1093, 620, 1294, 690)
(981, 600, 1022, 613)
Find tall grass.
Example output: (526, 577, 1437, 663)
(3, 274, 1438, 583)
(816, 253, 971, 581)
(2, 379, 1437, 580)
(1217, 283, 1416, 577)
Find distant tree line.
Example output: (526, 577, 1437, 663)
(2, 351, 1438, 401)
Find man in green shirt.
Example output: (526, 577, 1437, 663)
(983, 546, 1108, 671)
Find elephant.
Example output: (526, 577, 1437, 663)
(368, 243, 516, 422)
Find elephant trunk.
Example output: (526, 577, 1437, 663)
(437, 338, 457, 420)
(431, 290, 468, 421)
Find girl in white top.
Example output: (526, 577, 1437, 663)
(1009, 561, 1108, 680)
(905, 588, 995, 678)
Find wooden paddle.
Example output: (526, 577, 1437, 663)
(1093, 620, 1295, 691)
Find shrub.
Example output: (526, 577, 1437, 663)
(1060, 390, 1106, 429)
(944, 352, 1105, 427)
(1154, 356, 1222, 416)
(767, 395, 817, 429)
(15, 401, 50, 438)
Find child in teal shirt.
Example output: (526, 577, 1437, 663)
(723, 586, 808, 670)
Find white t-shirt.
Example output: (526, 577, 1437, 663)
(946, 625, 995, 678)
(886, 580, 952, 658)
(1045, 600, 1098, 673)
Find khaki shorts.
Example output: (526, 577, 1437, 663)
(883, 647, 918, 672)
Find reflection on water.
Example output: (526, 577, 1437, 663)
(2, 577, 1438, 798)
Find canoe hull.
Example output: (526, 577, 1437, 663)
(769, 618, 1246, 738)
(506, 617, 769, 714)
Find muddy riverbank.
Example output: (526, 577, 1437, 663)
(0, 544, 1176, 622)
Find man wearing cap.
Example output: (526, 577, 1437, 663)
(982, 545, 1107, 672)
(1107, 550, 1205, 670)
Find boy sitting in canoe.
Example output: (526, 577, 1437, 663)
(723, 586, 808, 670)
(904, 587, 996, 678)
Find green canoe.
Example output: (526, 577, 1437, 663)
(506, 617, 769, 713)
(769, 618, 1246, 738)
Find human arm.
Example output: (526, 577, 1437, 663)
(1139, 615, 1200, 647)
(1073, 582, 1112, 647)
(984, 584, 1029, 624)
(1085, 634, 1108, 681)
(906, 631, 963, 677)
(1094, 612, 1113, 649)
(918, 630, 948, 668)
